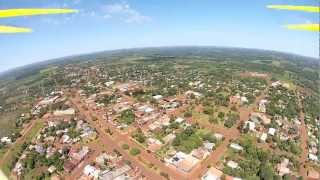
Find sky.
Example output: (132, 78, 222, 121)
(0, 0, 319, 72)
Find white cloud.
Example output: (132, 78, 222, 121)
(103, 2, 151, 24)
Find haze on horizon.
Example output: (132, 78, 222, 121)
(0, 0, 319, 72)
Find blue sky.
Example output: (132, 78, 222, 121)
(0, 0, 319, 72)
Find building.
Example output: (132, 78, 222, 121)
(153, 95, 163, 100)
(276, 158, 290, 176)
(213, 133, 224, 141)
(175, 117, 185, 123)
(99, 164, 132, 179)
(191, 147, 209, 160)
(227, 161, 239, 169)
(83, 165, 100, 179)
(258, 99, 268, 113)
(308, 153, 319, 162)
(48, 165, 57, 173)
(163, 133, 176, 144)
(166, 151, 199, 173)
(203, 142, 215, 152)
(0, 137, 12, 144)
(260, 133, 268, 142)
(201, 167, 223, 180)
(268, 128, 276, 136)
(230, 143, 243, 151)
(53, 108, 75, 116)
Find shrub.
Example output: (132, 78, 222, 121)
(130, 148, 141, 156)
(122, 144, 130, 150)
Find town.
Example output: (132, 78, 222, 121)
(0, 55, 319, 180)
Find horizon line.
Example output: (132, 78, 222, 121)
(1, 45, 319, 74)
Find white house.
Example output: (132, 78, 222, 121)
(1, 137, 12, 144)
(308, 153, 319, 161)
(230, 143, 243, 151)
(268, 128, 276, 136)
(175, 117, 185, 123)
(153, 95, 163, 100)
(260, 133, 268, 142)
(227, 160, 239, 169)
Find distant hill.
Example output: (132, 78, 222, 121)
(0, 46, 318, 81)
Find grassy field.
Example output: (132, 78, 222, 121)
(0, 111, 21, 137)
(0, 120, 44, 176)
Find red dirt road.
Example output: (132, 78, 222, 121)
(69, 94, 185, 180)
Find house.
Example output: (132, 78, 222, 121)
(34, 144, 46, 154)
(147, 138, 163, 152)
(225, 176, 242, 180)
(165, 151, 199, 172)
(203, 142, 215, 152)
(61, 134, 71, 144)
(230, 143, 243, 151)
(201, 167, 223, 180)
(271, 81, 281, 87)
(81, 131, 98, 142)
(99, 164, 132, 179)
(244, 121, 256, 131)
(177, 155, 199, 172)
(250, 113, 270, 125)
(48, 165, 56, 173)
(227, 161, 239, 169)
(95, 153, 108, 166)
(53, 108, 75, 116)
(83, 165, 100, 178)
(105, 81, 114, 87)
(153, 95, 163, 100)
(13, 161, 23, 175)
(191, 147, 209, 160)
(240, 96, 248, 104)
(260, 114, 271, 125)
(268, 128, 276, 136)
(0, 137, 12, 144)
(213, 133, 224, 141)
(229, 95, 240, 104)
(260, 133, 268, 142)
(258, 99, 268, 113)
(277, 158, 290, 176)
(44, 136, 55, 143)
(175, 117, 185, 123)
(185, 90, 203, 98)
(69, 146, 90, 166)
(163, 133, 176, 144)
(46, 146, 57, 158)
(308, 153, 319, 162)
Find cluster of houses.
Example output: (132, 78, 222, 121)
(229, 94, 248, 105)
(165, 141, 216, 173)
(305, 115, 320, 163)
(31, 91, 64, 116)
(79, 152, 141, 180)
(60, 63, 317, 179)
(242, 112, 276, 143)
(12, 106, 98, 178)
(64, 146, 90, 173)
(201, 166, 243, 180)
